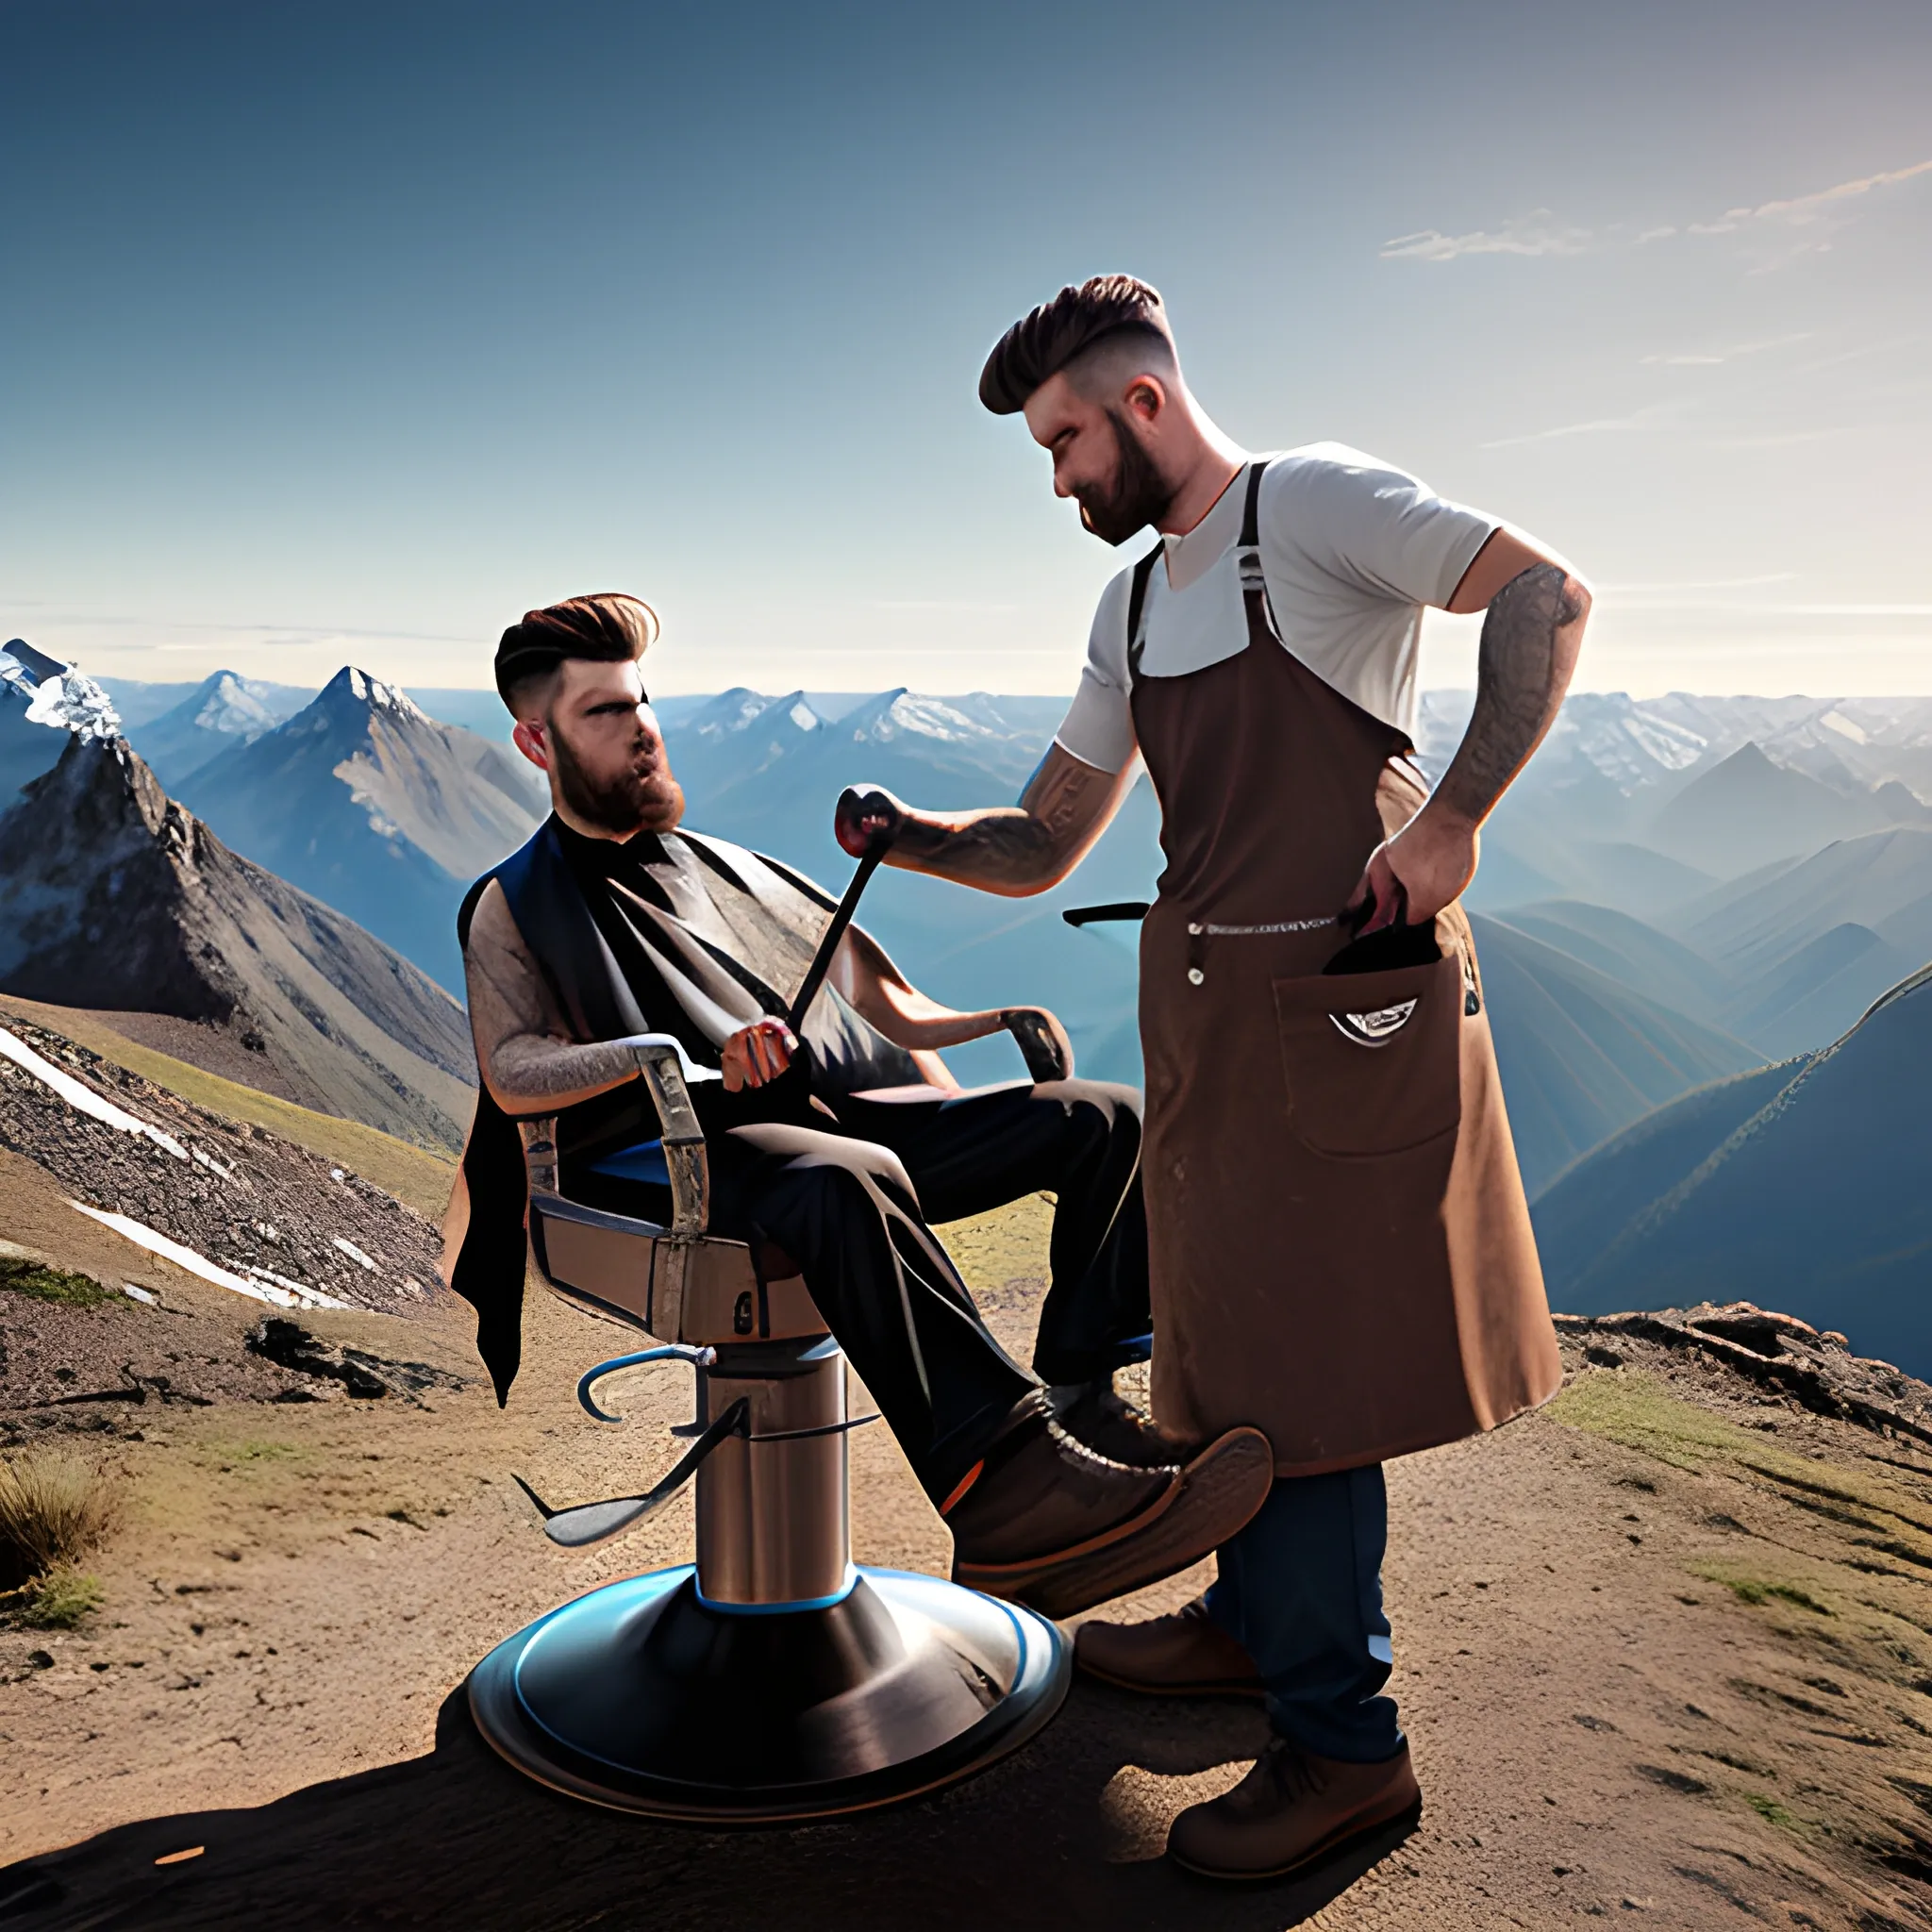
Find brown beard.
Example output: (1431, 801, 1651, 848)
(549, 720, 685, 836)
(1075, 408, 1177, 546)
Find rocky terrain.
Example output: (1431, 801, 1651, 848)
(0, 1012, 443, 1327)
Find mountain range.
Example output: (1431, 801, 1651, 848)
(174, 668, 548, 992)
(0, 735, 475, 1150)
(1532, 965, 1932, 1378)
(9, 643, 1932, 1180)
(1465, 914, 1764, 1197)
(127, 670, 314, 791)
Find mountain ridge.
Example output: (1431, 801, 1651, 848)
(0, 736, 475, 1150)
(179, 666, 547, 991)
(1531, 959, 1932, 1375)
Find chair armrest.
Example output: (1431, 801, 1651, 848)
(1002, 1008, 1073, 1083)
(513, 1034, 716, 1236)
(607, 1032, 723, 1087)
(629, 1041, 710, 1237)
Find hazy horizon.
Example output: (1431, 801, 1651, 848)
(48, 659, 1932, 713)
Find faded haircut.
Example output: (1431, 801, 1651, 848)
(977, 273, 1177, 415)
(493, 593, 659, 714)
(1061, 323, 1180, 403)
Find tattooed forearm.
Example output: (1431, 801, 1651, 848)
(1434, 562, 1590, 826)
(885, 746, 1133, 895)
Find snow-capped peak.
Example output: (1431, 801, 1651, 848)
(192, 671, 284, 738)
(326, 665, 426, 723)
(853, 691, 993, 745)
(0, 642, 122, 744)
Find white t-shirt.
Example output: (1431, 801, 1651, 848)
(1054, 444, 1499, 774)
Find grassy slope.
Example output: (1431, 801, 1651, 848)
(0, 997, 456, 1222)
(1548, 1368, 1932, 1676)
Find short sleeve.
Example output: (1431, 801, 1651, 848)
(1269, 445, 1496, 608)
(1052, 569, 1138, 774)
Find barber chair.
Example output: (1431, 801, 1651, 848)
(467, 1035, 1071, 1821)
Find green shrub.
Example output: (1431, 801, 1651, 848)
(1692, 1565, 1835, 1616)
(0, 1256, 116, 1307)
(1743, 1792, 1801, 1832)
(15, 1566, 105, 1629)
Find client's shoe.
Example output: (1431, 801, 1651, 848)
(1167, 1737, 1422, 1880)
(1047, 1380, 1193, 1469)
(1075, 1594, 1265, 1699)
(947, 1420, 1273, 1622)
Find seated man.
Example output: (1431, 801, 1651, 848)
(441, 591, 1270, 1615)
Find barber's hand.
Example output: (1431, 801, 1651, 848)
(1343, 807, 1479, 935)
(835, 783, 906, 859)
(721, 1019, 797, 1093)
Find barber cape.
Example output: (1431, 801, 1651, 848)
(442, 816, 919, 1402)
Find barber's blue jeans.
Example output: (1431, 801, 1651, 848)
(1205, 1465, 1402, 1763)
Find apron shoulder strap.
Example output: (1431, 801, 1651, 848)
(1237, 457, 1271, 547)
(1235, 458, 1284, 641)
(1123, 539, 1163, 684)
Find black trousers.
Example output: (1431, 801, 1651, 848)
(583, 1078, 1150, 1504)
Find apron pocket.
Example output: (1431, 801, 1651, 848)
(1273, 953, 1463, 1158)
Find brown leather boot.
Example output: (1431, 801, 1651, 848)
(1075, 1594, 1265, 1699)
(1167, 1737, 1422, 1880)
(949, 1422, 1274, 1622)
(1047, 1380, 1194, 1469)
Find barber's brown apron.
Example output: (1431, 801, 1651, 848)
(1130, 460, 1560, 1475)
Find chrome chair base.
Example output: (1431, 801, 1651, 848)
(468, 1564, 1070, 1822)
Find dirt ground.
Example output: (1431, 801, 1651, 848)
(2, 1167, 1930, 1930)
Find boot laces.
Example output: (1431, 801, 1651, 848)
(1044, 1418, 1174, 1478)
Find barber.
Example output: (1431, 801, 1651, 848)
(836, 275, 1590, 1880)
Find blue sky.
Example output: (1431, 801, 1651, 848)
(5, 0, 1929, 700)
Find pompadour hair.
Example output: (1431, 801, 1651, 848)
(977, 274, 1174, 415)
(493, 593, 659, 711)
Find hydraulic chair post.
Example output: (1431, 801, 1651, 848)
(695, 1336, 852, 1609)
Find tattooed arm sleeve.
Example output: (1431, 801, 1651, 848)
(1433, 561, 1591, 827)
(872, 744, 1140, 897)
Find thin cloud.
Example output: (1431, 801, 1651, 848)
(1782, 604, 1932, 617)
(10, 610, 480, 646)
(1726, 156, 1932, 227)
(1384, 157, 1931, 262)
(869, 599, 1020, 614)
(1599, 575, 1799, 593)
(1379, 210, 1591, 262)
(1477, 411, 1657, 450)
(1641, 333, 1810, 367)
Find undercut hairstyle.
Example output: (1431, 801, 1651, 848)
(493, 593, 659, 714)
(978, 274, 1175, 416)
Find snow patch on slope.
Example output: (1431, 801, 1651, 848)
(0, 1025, 188, 1158)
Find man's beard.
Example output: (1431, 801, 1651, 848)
(550, 723, 685, 837)
(1075, 408, 1177, 546)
